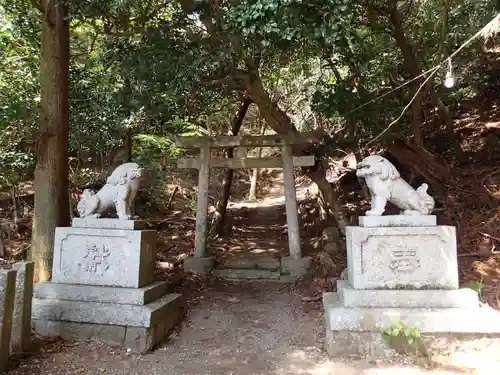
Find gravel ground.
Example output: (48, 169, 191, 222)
(5, 281, 498, 375)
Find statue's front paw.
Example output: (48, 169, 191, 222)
(365, 210, 381, 216)
(118, 214, 132, 220)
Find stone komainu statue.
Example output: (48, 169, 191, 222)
(356, 155, 435, 216)
(77, 162, 143, 220)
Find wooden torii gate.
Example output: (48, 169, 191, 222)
(175, 130, 322, 275)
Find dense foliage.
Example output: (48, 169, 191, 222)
(0, 0, 498, 192)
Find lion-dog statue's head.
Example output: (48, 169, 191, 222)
(356, 155, 400, 181)
(77, 189, 99, 217)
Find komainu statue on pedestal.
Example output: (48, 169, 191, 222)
(77, 162, 143, 220)
(356, 155, 435, 216)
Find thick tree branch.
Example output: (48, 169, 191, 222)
(201, 77, 238, 89)
(211, 97, 252, 236)
(31, 0, 43, 12)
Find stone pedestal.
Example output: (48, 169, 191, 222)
(323, 215, 500, 358)
(0, 269, 16, 372)
(183, 256, 215, 276)
(280, 256, 312, 277)
(11, 261, 34, 353)
(346, 224, 458, 290)
(32, 219, 182, 353)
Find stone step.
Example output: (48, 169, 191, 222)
(34, 281, 170, 306)
(32, 292, 182, 354)
(219, 256, 280, 271)
(213, 269, 281, 280)
(33, 293, 181, 328)
(324, 290, 500, 358)
(336, 280, 480, 308)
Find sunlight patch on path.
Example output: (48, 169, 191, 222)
(229, 181, 317, 209)
(274, 347, 493, 375)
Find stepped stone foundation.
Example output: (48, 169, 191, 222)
(323, 215, 500, 358)
(32, 219, 182, 353)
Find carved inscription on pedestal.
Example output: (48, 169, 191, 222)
(54, 232, 130, 287)
(356, 233, 456, 289)
(52, 228, 157, 288)
(78, 243, 111, 275)
(362, 237, 422, 275)
(389, 249, 421, 273)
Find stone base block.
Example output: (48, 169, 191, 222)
(324, 292, 500, 332)
(337, 280, 480, 308)
(213, 269, 281, 280)
(34, 281, 169, 305)
(325, 329, 500, 358)
(52, 226, 157, 288)
(32, 315, 180, 354)
(11, 261, 34, 354)
(33, 293, 180, 327)
(281, 256, 312, 277)
(183, 257, 214, 275)
(0, 269, 17, 372)
(358, 215, 436, 228)
(71, 218, 146, 230)
(323, 292, 500, 358)
(32, 293, 181, 353)
(221, 256, 280, 271)
(346, 225, 458, 290)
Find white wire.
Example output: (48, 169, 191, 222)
(333, 12, 500, 145)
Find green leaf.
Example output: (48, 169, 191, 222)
(463, 281, 484, 292)
(391, 327, 400, 336)
(403, 326, 411, 337)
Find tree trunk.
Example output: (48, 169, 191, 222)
(30, 1, 70, 282)
(387, 139, 449, 198)
(244, 77, 348, 232)
(386, 0, 452, 134)
(307, 163, 349, 233)
(248, 165, 259, 201)
(212, 98, 252, 236)
(248, 118, 267, 201)
(123, 127, 133, 162)
(123, 77, 133, 162)
(11, 186, 19, 226)
(411, 97, 423, 145)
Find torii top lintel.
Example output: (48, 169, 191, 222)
(175, 129, 324, 149)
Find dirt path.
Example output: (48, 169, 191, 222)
(212, 176, 318, 261)
(7, 281, 491, 375)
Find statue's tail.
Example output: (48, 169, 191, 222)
(416, 183, 435, 212)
